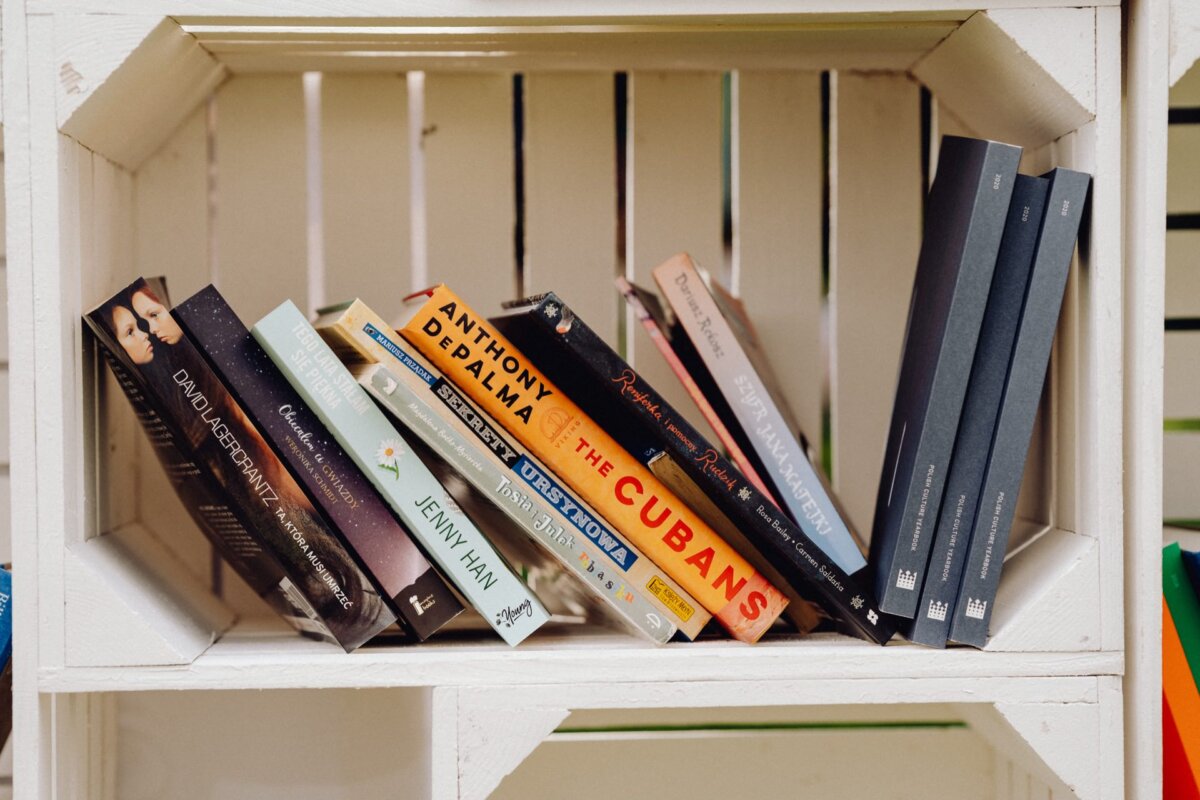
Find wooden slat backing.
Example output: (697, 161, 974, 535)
(213, 75, 308, 322)
(1167, 123, 1200, 214)
(1166, 230, 1200, 318)
(320, 73, 411, 309)
(132, 105, 215, 587)
(522, 73, 618, 348)
(422, 73, 516, 316)
(1165, 332, 1200, 419)
(828, 72, 923, 538)
(626, 71, 724, 441)
(1165, 433, 1200, 520)
(732, 71, 824, 461)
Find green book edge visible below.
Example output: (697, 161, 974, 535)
(1164, 541, 1200, 692)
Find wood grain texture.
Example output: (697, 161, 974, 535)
(828, 71, 922, 538)
(522, 73, 618, 347)
(320, 73, 411, 308)
(422, 72, 516, 316)
(732, 71, 824, 461)
(626, 71, 723, 441)
(213, 75, 308, 323)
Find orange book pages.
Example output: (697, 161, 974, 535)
(400, 285, 790, 643)
(1166, 694, 1200, 799)
(1165, 596, 1200, 784)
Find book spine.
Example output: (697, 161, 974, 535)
(1162, 543, 1200, 679)
(504, 292, 894, 644)
(907, 175, 1049, 648)
(253, 301, 550, 646)
(85, 280, 393, 651)
(615, 276, 777, 504)
(399, 286, 788, 643)
(173, 286, 463, 640)
(872, 139, 1023, 617)
(318, 303, 711, 639)
(949, 168, 1090, 646)
(361, 364, 677, 643)
(653, 256, 866, 576)
(1164, 596, 1200, 787)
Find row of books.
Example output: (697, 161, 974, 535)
(82, 134, 1087, 651)
(1164, 540, 1200, 796)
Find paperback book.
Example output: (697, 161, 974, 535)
(906, 173, 1050, 647)
(85, 278, 395, 651)
(870, 135, 1023, 617)
(253, 300, 550, 646)
(948, 167, 1090, 646)
(314, 297, 709, 640)
(399, 285, 789, 643)
(173, 285, 464, 640)
(492, 292, 893, 643)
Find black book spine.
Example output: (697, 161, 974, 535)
(493, 295, 896, 644)
(870, 136, 1023, 617)
(906, 175, 1050, 647)
(84, 278, 394, 652)
(949, 168, 1091, 647)
(174, 286, 464, 640)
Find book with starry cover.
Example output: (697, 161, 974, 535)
(174, 285, 464, 641)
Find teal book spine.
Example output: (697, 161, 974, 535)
(252, 301, 550, 646)
(358, 362, 677, 644)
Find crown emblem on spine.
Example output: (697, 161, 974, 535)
(895, 570, 917, 591)
(926, 600, 948, 621)
(964, 597, 988, 620)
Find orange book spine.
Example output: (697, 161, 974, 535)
(1165, 596, 1200, 787)
(400, 285, 789, 642)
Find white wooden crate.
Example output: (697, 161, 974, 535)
(0, 3, 1160, 799)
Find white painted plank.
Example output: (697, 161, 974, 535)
(733, 70, 824, 460)
(132, 104, 215, 587)
(213, 75, 308, 323)
(829, 71, 923, 537)
(1166, 230, 1200, 318)
(422, 72, 515, 315)
(1164, 432, 1200, 520)
(0, 473, 10, 566)
(627, 71, 723, 440)
(1167, 123, 1200, 213)
(320, 73, 411, 308)
(522, 72, 618, 346)
(0, 266, 7, 363)
(1165, 332, 1200, 420)
(496, 727, 994, 800)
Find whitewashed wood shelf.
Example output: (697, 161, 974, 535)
(1, 1, 1165, 798)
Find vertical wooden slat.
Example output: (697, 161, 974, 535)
(214, 75, 308, 322)
(1167, 124, 1200, 213)
(627, 71, 723, 439)
(829, 72, 923, 537)
(321, 73, 411, 308)
(523, 73, 618, 347)
(733, 70, 824, 461)
(423, 73, 515, 314)
(1166, 230, 1200, 317)
(132, 107, 214, 586)
(1165, 332, 1200, 419)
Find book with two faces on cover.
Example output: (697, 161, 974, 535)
(173, 285, 464, 640)
(315, 299, 709, 641)
(85, 278, 395, 651)
(253, 301, 550, 646)
(398, 285, 789, 643)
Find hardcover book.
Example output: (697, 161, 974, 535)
(313, 297, 709, 640)
(906, 174, 1050, 648)
(1165, 596, 1200, 792)
(653, 254, 867, 577)
(399, 285, 789, 643)
(870, 135, 1023, 617)
(359, 362, 678, 643)
(1163, 542, 1200, 682)
(948, 167, 1090, 647)
(85, 278, 395, 652)
(173, 285, 464, 640)
(252, 300, 550, 646)
(492, 292, 893, 643)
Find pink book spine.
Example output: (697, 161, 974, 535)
(617, 277, 780, 507)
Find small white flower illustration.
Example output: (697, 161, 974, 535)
(737, 486, 752, 501)
(376, 438, 404, 475)
(850, 595, 864, 610)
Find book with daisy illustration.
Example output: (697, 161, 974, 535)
(313, 298, 711, 641)
(173, 285, 465, 641)
(252, 300, 550, 646)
